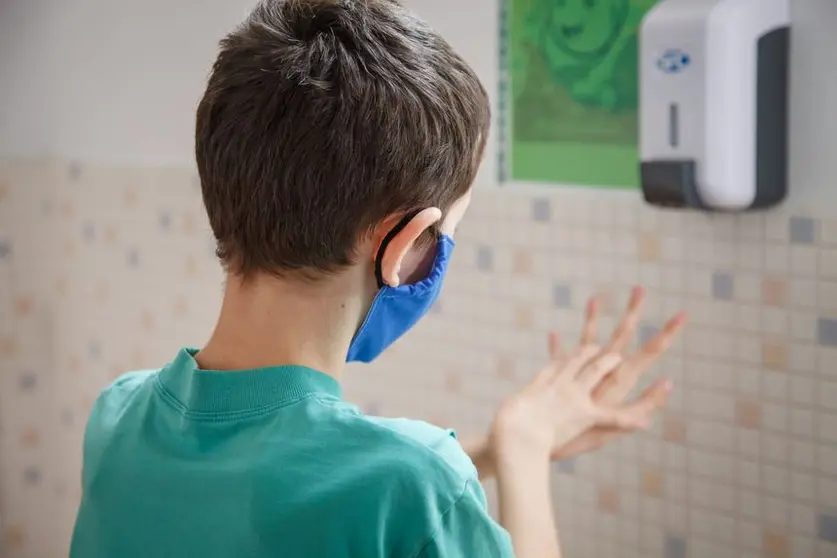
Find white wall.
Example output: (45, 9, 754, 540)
(1, 0, 836, 204)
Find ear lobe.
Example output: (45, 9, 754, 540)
(379, 207, 442, 287)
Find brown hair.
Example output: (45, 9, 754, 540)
(195, 0, 490, 278)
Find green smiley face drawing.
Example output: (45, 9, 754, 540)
(551, 0, 630, 60)
(519, 0, 656, 111)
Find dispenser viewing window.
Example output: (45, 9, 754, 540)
(639, 0, 791, 211)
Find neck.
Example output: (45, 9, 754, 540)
(196, 269, 368, 380)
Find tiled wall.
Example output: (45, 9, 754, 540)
(2, 158, 837, 558)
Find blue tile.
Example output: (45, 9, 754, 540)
(554, 459, 575, 474)
(82, 222, 96, 243)
(553, 284, 572, 308)
(159, 212, 171, 231)
(18, 372, 37, 392)
(23, 466, 41, 485)
(818, 318, 837, 347)
(0, 239, 11, 260)
(664, 535, 687, 558)
(68, 162, 82, 181)
(532, 198, 551, 222)
(476, 245, 494, 271)
(790, 216, 816, 244)
(127, 248, 140, 267)
(711, 272, 735, 300)
(639, 323, 660, 345)
(818, 512, 837, 542)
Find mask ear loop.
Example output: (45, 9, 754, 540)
(374, 209, 424, 289)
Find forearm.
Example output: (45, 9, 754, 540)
(495, 453, 561, 558)
(461, 436, 496, 480)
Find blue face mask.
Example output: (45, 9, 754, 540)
(346, 212, 455, 363)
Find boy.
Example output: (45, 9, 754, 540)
(70, 1, 685, 557)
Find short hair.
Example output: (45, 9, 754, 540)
(195, 0, 490, 278)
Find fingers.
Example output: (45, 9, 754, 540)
(604, 286, 646, 353)
(626, 312, 688, 373)
(579, 297, 600, 346)
(577, 353, 622, 390)
(551, 345, 600, 382)
(595, 379, 673, 429)
(547, 331, 563, 361)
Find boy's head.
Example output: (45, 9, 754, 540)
(196, 0, 490, 285)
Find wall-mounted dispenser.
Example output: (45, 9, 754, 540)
(639, 0, 790, 211)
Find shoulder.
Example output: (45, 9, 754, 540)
(318, 407, 512, 556)
(362, 415, 478, 482)
(90, 370, 157, 418)
(82, 370, 157, 461)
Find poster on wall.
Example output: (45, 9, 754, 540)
(500, 0, 659, 188)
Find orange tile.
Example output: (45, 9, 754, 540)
(20, 428, 40, 448)
(663, 415, 687, 444)
(173, 296, 189, 317)
(444, 370, 461, 394)
(55, 276, 67, 296)
(515, 305, 535, 331)
(185, 256, 199, 278)
(68, 354, 82, 375)
(763, 529, 789, 558)
(597, 486, 620, 514)
(123, 185, 138, 207)
(103, 223, 119, 243)
(140, 310, 156, 333)
(596, 287, 616, 316)
(642, 468, 664, 498)
(762, 339, 789, 370)
(63, 240, 77, 257)
(4, 525, 25, 549)
(13, 295, 34, 317)
(638, 233, 661, 262)
(735, 400, 762, 430)
(0, 336, 19, 358)
(762, 277, 788, 307)
(59, 199, 75, 218)
(183, 211, 197, 235)
(512, 249, 534, 276)
(94, 282, 109, 302)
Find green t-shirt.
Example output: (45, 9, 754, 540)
(71, 348, 515, 557)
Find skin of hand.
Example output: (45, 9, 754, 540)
(486, 287, 687, 558)
(466, 287, 687, 480)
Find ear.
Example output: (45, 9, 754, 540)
(377, 207, 442, 287)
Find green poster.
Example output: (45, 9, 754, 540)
(502, 0, 659, 188)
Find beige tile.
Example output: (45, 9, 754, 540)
(515, 305, 535, 331)
(495, 354, 515, 381)
(444, 370, 461, 394)
(638, 232, 662, 262)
